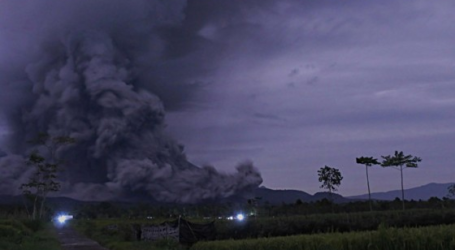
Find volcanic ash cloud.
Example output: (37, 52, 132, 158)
(0, 31, 262, 203)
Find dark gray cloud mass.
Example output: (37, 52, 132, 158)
(0, 0, 262, 202)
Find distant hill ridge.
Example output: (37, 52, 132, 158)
(0, 182, 452, 205)
(253, 182, 453, 205)
(252, 187, 349, 204)
(347, 182, 453, 201)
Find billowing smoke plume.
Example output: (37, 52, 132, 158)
(0, 0, 262, 202)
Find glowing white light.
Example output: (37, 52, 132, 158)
(56, 215, 73, 224)
(236, 214, 245, 221)
(57, 215, 67, 224)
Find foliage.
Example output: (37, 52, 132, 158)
(381, 151, 421, 169)
(0, 205, 29, 220)
(20, 153, 60, 220)
(0, 225, 23, 243)
(381, 151, 422, 210)
(317, 166, 343, 205)
(0, 220, 60, 250)
(73, 209, 455, 243)
(192, 224, 455, 250)
(448, 184, 455, 198)
(215, 208, 455, 240)
(20, 132, 75, 220)
(21, 219, 45, 232)
(0, 220, 33, 235)
(355, 157, 380, 166)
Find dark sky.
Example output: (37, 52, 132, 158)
(1, 0, 454, 197)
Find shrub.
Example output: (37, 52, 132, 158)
(20, 219, 45, 232)
(0, 225, 23, 243)
(0, 219, 32, 235)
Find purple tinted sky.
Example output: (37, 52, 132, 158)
(1, 0, 455, 196)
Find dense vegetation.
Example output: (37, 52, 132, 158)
(66, 196, 455, 220)
(73, 219, 185, 250)
(73, 208, 455, 242)
(216, 208, 455, 239)
(192, 224, 455, 250)
(72, 210, 455, 250)
(1, 196, 455, 250)
(0, 219, 60, 250)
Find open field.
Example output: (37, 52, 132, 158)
(3, 216, 454, 250)
(216, 208, 455, 239)
(2, 201, 455, 249)
(69, 208, 455, 250)
(192, 224, 455, 250)
(74, 208, 455, 240)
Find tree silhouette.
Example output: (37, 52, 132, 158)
(381, 151, 421, 210)
(317, 166, 343, 203)
(448, 184, 455, 198)
(356, 156, 380, 211)
(20, 133, 75, 219)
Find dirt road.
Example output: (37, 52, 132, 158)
(55, 225, 109, 250)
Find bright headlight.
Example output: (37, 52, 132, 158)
(57, 215, 67, 224)
(56, 214, 73, 224)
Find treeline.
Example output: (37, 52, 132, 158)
(73, 209, 455, 245)
(1, 195, 454, 222)
(61, 197, 455, 220)
(72, 201, 241, 219)
(260, 197, 455, 216)
(216, 209, 455, 240)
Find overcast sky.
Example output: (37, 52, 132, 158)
(1, 0, 454, 197)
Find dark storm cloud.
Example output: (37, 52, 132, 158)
(166, 0, 455, 195)
(0, 0, 262, 202)
(0, 0, 215, 112)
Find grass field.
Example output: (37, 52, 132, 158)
(192, 224, 455, 250)
(216, 208, 455, 239)
(72, 209, 455, 250)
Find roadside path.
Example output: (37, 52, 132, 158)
(55, 225, 109, 250)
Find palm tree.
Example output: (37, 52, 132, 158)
(356, 156, 380, 211)
(381, 151, 421, 210)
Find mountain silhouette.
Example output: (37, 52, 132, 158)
(348, 182, 453, 201)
